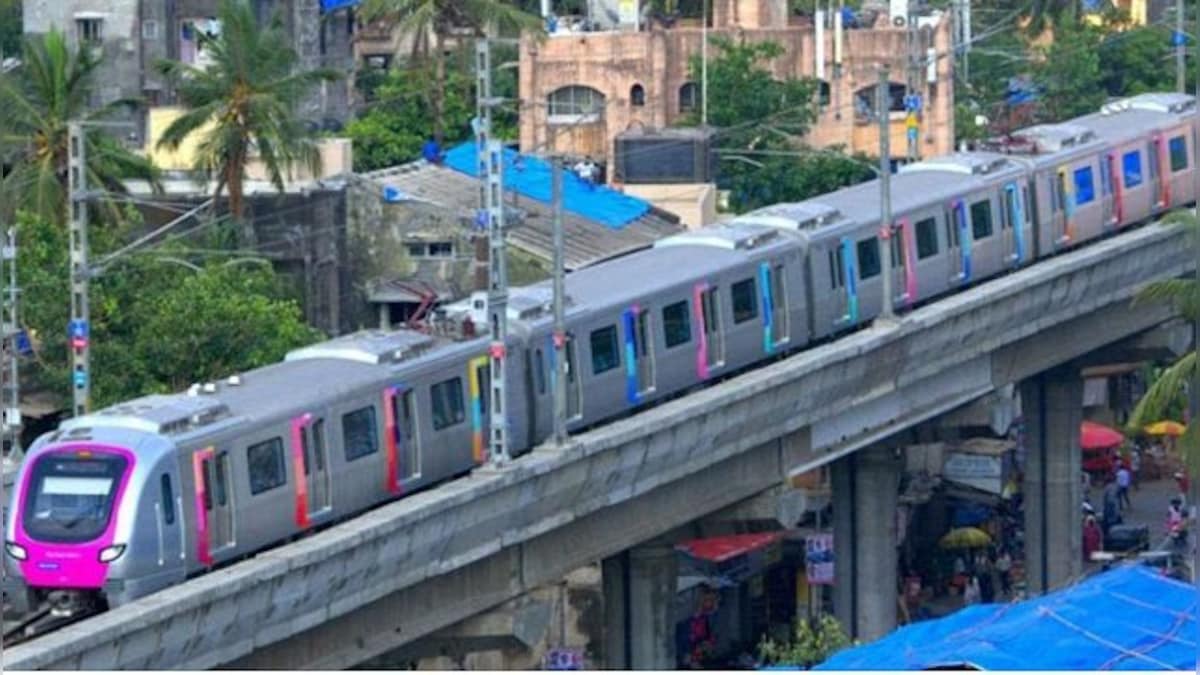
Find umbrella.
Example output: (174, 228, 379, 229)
(1145, 420, 1186, 437)
(939, 527, 992, 549)
(1080, 420, 1124, 450)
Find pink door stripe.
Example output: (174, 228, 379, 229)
(192, 447, 214, 566)
(290, 415, 312, 530)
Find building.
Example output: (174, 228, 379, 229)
(519, 0, 956, 178)
(22, 0, 357, 142)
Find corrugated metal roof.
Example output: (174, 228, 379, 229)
(363, 160, 683, 271)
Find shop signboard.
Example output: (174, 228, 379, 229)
(943, 451, 1003, 494)
(805, 533, 834, 585)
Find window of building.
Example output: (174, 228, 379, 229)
(247, 438, 286, 495)
(160, 474, 175, 525)
(431, 377, 465, 430)
(342, 407, 379, 461)
(662, 301, 691, 348)
(406, 243, 424, 257)
(590, 325, 619, 374)
(970, 200, 993, 240)
(630, 84, 645, 107)
(548, 85, 605, 122)
(1074, 166, 1095, 205)
(141, 20, 159, 40)
(916, 217, 938, 259)
(1123, 150, 1143, 188)
(1170, 135, 1188, 172)
(731, 278, 758, 324)
(817, 80, 831, 107)
(76, 18, 103, 45)
(428, 242, 453, 257)
(857, 237, 880, 280)
(679, 82, 699, 113)
(365, 54, 391, 69)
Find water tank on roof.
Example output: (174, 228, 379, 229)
(613, 127, 716, 184)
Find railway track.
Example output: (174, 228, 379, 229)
(2, 604, 99, 648)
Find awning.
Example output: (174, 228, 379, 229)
(677, 532, 784, 563)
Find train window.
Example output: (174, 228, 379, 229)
(1074, 167, 1095, 205)
(215, 452, 229, 507)
(1122, 150, 1143, 188)
(1148, 141, 1160, 180)
(300, 423, 312, 476)
(916, 218, 938, 259)
(827, 250, 840, 289)
(662, 301, 691, 348)
(970, 200, 993, 240)
(1099, 159, 1113, 196)
(342, 407, 380, 460)
(535, 348, 547, 395)
(431, 377, 466, 430)
(590, 325, 620, 374)
(731, 278, 758, 323)
(857, 238, 880, 279)
(890, 233, 905, 270)
(160, 474, 176, 525)
(247, 438, 286, 495)
(1170, 136, 1188, 172)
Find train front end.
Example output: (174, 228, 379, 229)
(5, 441, 135, 615)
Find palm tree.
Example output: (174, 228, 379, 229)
(0, 30, 160, 225)
(1126, 210, 1200, 581)
(362, 0, 542, 143)
(156, 0, 341, 245)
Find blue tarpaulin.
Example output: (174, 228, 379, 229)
(815, 565, 1198, 670)
(321, 0, 360, 12)
(442, 142, 651, 229)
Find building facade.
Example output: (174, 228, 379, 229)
(23, 0, 357, 142)
(519, 0, 956, 177)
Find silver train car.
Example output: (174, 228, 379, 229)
(5, 92, 1197, 612)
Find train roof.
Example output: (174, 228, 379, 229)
(63, 329, 488, 442)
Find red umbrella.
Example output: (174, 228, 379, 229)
(1081, 420, 1124, 450)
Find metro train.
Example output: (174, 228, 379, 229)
(5, 92, 1198, 613)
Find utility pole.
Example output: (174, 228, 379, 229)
(701, 0, 708, 126)
(1177, 0, 1186, 93)
(877, 66, 896, 323)
(67, 122, 91, 417)
(1, 228, 20, 462)
(474, 38, 511, 466)
(905, 0, 919, 163)
(551, 158, 567, 447)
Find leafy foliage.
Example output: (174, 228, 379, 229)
(155, 0, 341, 241)
(17, 211, 321, 408)
(682, 36, 873, 213)
(0, 30, 160, 225)
(757, 613, 853, 668)
(0, 0, 19, 59)
(1097, 23, 1177, 95)
(1127, 212, 1200, 481)
(1031, 20, 1105, 123)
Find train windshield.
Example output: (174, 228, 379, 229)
(22, 453, 128, 543)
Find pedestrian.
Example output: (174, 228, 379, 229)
(1116, 464, 1132, 511)
(574, 156, 598, 189)
(1102, 475, 1121, 538)
(1082, 515, 1102, 563)
(963, 575, 981, 606)
(995, 549, 1012, 597)
(1130, 447, 1141, 491)
(978, 565, 995, 603)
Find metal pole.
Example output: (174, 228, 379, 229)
(905, 0, 918, 162)
(1177, 0, 1186, 93)
(67, 122, 90, 416)
(701, 0, 708, 126)
(475, 38, 511, 466)
(551, 158, 567, 447)
(3, 228, 19, 460)
(877, 67, 895, 323)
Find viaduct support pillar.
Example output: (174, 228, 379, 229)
(831, 445, 901, 641)
(602, 545, 677, 669)
(1020, 367, 1083, 595)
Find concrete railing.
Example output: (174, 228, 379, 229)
(6, 222, 1190, 669)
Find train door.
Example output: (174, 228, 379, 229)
(1148, 135, 1165, 209)
(564, 335, 582, 421)
(156, 472, 183, 567)
(192, 446, 234, 565)
(1002, 183, 1026, 266)
(825, 245, 848, 326)
(1051, 168, 1072, 245)
(306, 418, 331, 514)
(469, 356, 491, 464)
(890, 220, 915, 307)
(384, 386, 421, 492)
(944, 202, 966, 283)
(698, 285, 725, 370)
(628, 306, 656, 398)
(763, 262, 790, 346)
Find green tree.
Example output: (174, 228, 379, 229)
(1097, 24, 1175, 96)
(17, 210, 321, 408)
(1031, 20, 1104, 123)
(362, 0, 541, 143)
(0, 30, 160, 225)
(0, 0, 19, 59)
(683, 36, 872, 212)
(156, 0, 341, 245)
(346, 61, 474, 171)
(757, 613, 853, 668)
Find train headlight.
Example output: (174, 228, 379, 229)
(5, 541, 26, 560)
(98, 544, 125, 563)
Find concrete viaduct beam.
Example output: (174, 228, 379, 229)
(6, 222, 1191, 670)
